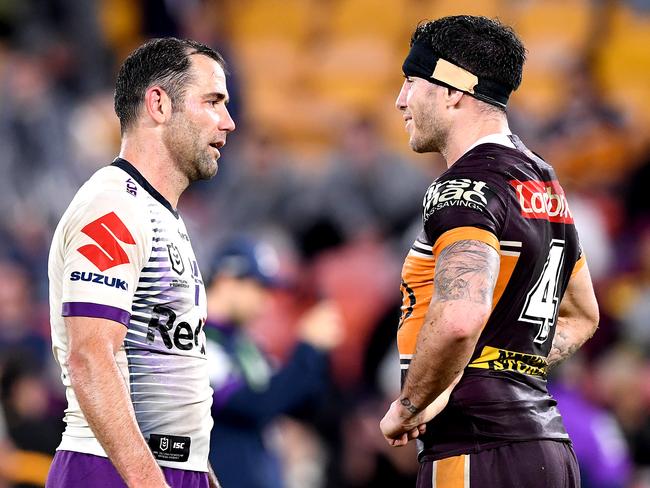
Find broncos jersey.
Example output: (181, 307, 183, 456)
(48, 158, 211, 472)
(398, 134, 585, 461)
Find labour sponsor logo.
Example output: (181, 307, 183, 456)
(77, 212, 136, 271)
(510, 180, 574, 224)
(423, 178, 493, 221)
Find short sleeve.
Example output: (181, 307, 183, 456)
(422, 173, 507, 256)
(60, 192, 151, 326)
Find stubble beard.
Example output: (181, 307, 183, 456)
(409, 111, 447, 154)
(164, 114, 218, 184)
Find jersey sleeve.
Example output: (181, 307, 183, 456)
(60, 191, 151, 326)
(422, 172, 508, 256)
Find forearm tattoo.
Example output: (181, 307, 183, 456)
(400, 397, 419, 415)
(434, 240, 500, 304)
(547, 320, 579, 367)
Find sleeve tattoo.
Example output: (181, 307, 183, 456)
(434, 240, 500, 305)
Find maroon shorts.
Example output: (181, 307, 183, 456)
(416, 440, 580, 488)
(46, 450, 209, 488)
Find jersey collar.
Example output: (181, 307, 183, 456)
(462, 132, 516, 157)
(111, 158, 180, 219)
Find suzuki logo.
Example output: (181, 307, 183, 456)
(77, 212, 136, 271)
(160, 437, 169, 452)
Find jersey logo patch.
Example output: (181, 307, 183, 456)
(510, 180, 574, 224)
(167, 243, 185, 275)
(77, 212, 136, 271)
(423, 178, 491, 221)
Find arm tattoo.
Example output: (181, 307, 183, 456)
(547, 319, 580, 367)
(400, 397, 419, 415)
(434, 240, 500, 304)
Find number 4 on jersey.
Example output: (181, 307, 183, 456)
(519, 239, 565, 344)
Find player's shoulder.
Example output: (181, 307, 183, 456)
(74, 163, 147, 208)
(59, 164, 151, 239)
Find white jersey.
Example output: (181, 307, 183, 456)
(48, 158, 212, 472)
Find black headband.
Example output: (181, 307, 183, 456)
(402, 37, 512, 109)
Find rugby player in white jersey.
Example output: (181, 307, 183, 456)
(47, 38, 235, 488)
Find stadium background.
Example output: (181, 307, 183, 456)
(0, 0, 649, 486)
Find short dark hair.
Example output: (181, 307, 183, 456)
(114, 37, 226, 133)
(411, 16, 526, 105)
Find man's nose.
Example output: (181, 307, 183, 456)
(220, 107, 236, 132)
(396, 82, 408, 111)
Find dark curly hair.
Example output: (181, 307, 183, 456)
(114, 38, 226, 133)
(412, 16, 526, 103)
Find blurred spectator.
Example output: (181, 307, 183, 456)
(606, 228, 650, 353)
(0, 261, 49, 370)
(549, 355, 632, 488)
(0, 354, 63, 459)
(315, 117, 429, 243)
(539, 61, 629, 188)
(590, 345, 650, 488)
(205, 237, 343, 488)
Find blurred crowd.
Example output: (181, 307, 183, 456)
(0, 0, 649, 487)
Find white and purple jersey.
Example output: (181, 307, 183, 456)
(48, 158, 212, 472)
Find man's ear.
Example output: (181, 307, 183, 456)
(143, 86, 173, 124)
(444, 87, 464, 108)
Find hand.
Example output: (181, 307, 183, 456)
(380, 373, 462, 447)
(297, 301, 344, 351)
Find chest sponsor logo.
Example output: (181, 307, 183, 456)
(510, 180, 574, 224)
(70, 271, 128, 290)
(167, 243, 185, 275)
(146, 305, 206, 354)
(423, 178, 491, 220)
(77, 212, 136, 271)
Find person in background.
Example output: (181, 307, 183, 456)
(205, 238, 343, 488)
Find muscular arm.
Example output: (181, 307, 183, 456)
(547, 262, 599, 367)
(381, 240, 499, 445)
(66, 316, 169, 488)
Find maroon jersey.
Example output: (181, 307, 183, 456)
(397, 135, 585, 461)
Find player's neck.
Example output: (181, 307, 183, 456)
(118, 135, 189, 209)
(442, 115, 510, 168)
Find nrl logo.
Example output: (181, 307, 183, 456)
(160, 436, 169, 452)
(167, 243, 185, 275)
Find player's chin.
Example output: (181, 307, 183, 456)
(409, 140, 428, 154)
(196, 158, 219, 181)
(410, 136, 437, 154)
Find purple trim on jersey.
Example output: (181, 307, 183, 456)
(62, 302, 130, 326)
(47, 450, 209, 488)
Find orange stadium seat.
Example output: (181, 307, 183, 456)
(596, 4, 650, 133)
(227, 0, 316, 44)
(509, 0, 594, 120)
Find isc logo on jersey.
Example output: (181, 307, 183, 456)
(510, 180, 574, 224)
(423, 178, 492, 221)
